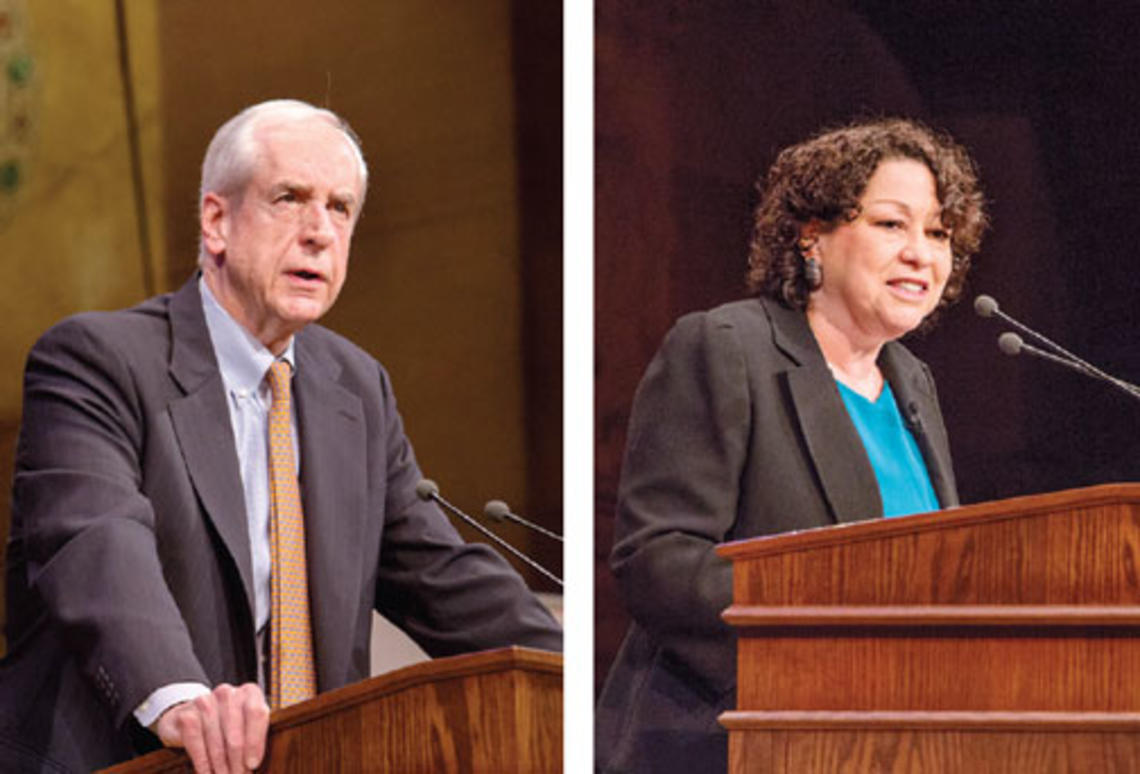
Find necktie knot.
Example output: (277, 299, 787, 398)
(267, 360, 292, 405)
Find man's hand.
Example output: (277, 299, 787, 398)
(154, 683, 270, 773)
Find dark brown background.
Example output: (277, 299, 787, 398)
(595, 0, 1140, 692)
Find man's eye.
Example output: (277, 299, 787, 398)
(276, 191, 298, 203)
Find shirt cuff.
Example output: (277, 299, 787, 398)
(134, 682, 212, 728)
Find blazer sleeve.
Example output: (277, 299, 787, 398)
(367, 361, 562, 655)
(9, 318, 209, 727)
(610, 311, 749, 688)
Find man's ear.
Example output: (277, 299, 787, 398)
(200, 192, 229, 257)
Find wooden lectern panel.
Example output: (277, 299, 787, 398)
(716, 484, 1140, 772)
(719, 484, 1140, 608)
(725, 717, 1140, 773)
(101, 647, 561, 774)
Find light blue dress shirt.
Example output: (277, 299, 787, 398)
(200, 277, 297, 633)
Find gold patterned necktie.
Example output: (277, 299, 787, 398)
(266, 360, 317, 710)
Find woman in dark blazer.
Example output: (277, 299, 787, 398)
(596, 118, 989, 772)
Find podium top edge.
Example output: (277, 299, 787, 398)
(267, 645, 562, 727)
(716, 482, 1140, 560)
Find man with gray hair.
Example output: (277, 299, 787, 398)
(0, 100, 561, 773)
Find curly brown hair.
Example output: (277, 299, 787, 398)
(747, 117, 988, 318)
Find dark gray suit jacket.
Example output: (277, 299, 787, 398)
(596, 297, 957, 773)
(0, 278, 561, 773)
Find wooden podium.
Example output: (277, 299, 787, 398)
(101, 647, 561, 773)
(716, 483, 1140, 772)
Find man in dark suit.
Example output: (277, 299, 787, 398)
(0, 100, 561, 773)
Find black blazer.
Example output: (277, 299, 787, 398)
(596, 297, 957, 773)
(0, 278, 561, 773)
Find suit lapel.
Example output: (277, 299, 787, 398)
(764, 300, 883, 524)
(293, 332, 367, 690)
(879, 344, 959, 508)
(166, 278, 258, 620)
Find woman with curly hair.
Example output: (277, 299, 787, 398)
(596, 117, 989, 773)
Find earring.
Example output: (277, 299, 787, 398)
(803, 257, 822, 290)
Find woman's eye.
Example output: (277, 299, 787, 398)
(877, 219, 904, 230)
(928, 228, 951, 241)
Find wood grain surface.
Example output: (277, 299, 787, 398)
(719, 484, 1140, 772)
(101, 647, 562, 774)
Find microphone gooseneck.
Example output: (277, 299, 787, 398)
(974, 294, 1117, 383)
(483, 500, 564, 543)
(977, 294, 1140, 402)
(416, 479, 563, 587)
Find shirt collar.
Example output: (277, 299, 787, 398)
(200, 275, 295, 394)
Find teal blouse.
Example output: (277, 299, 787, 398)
(836, 380, 939, 518)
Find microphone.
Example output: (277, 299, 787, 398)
(901, 400, 927, 442)
(901, 399, 940, 481)
(976, 296, 1140, 402)
(973, 294, 999, 318)
(974, 294, 1113, 382)
(483, 500, 564, 543)
(996, 331, 1022, 356)
(415, 479, 562, 587)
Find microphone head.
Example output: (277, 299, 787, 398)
(974, 294, 999, 318)
(484, 499, 511, 522)
(415, 479, 440, 501)
(998, 331, 1024, 356)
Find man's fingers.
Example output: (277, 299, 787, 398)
(239, 684, 271, 769)
(165, 703, 211, 774)
(193, 692, 230, 774)
(214, 684, 246, 774)
(153, 683, 270, 773)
